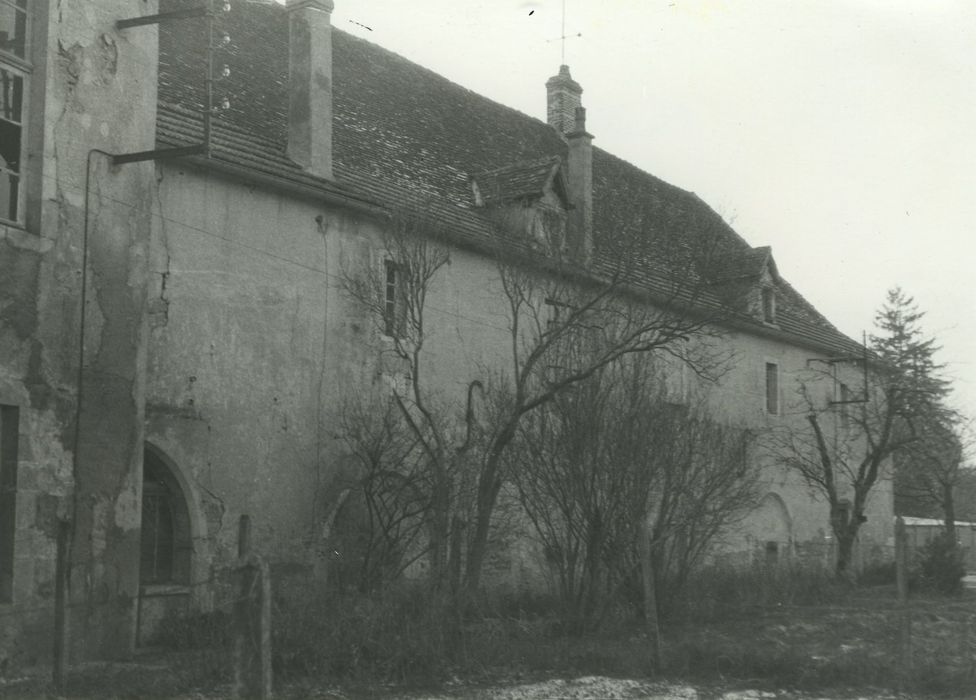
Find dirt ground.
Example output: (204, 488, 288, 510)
(1, 588, 973, 699)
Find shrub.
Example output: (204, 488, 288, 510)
(155, 609, 231, 649)
(917, 533, 965, 595)
(857, 560, 896, 587)
(675, 560, 849, 622)
(272, 582, 454, 685)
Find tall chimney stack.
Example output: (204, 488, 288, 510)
(287, 0, 334, 180)
(545, 65, 582, 135)
(547, 67, 593, 262)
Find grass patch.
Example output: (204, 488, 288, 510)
(4, 568, 973, 698)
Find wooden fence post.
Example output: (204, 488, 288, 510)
(639, 525, 662, 673)
(232, 514, 272, 699)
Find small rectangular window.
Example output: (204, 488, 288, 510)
(765, 362, 779, 415)
(762, 287, 776, 323)
(1, 0, 29, 225)
(0, 404, 19, 602)
(0, 0, 29, 60)
(0, 66, 25, 223)
(545, 298, 562, 332)
(383, 260, 406, 338)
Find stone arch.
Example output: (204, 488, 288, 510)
(143, 442, 208, 571)
(751, 492, 793, 563)
(137, 443, 207, 644)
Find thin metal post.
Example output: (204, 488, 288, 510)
(895, 516, 912, 689)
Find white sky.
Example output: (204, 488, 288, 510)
(316, 0, 976, 421)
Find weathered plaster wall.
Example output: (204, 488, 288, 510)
(148, 163, 893, 604)
(147, 166, 341, 582)
(0, 0, 160, 666)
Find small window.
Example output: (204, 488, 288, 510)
(0, 0, 29, 224)
(545, 298, 562, 332)
(839, 382, 851, 430)
(761, 287, 776, 323)
(0, 1, 29, 61)
(383, 260, 406, 338)
(0, 65, 25, 223)
(764, 540, 779, 565)
(0, 405, 19, 602)
(765, 362, 779, 415)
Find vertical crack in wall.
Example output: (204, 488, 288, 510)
(150, 169, 171, 328)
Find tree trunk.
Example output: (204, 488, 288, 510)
(464, 429, 515, 596)
(639, 526, 662, 673)
(942, 482, 956, 545)
(835, 527, 857, 579)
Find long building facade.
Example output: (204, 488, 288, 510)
(0, 0, 892, 666)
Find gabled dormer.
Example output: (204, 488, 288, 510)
(471, 156, 571, 254)
(705, 245, 781, 324)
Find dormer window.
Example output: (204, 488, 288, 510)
(761, 287, 776, 324)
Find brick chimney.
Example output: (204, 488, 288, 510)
(546, 64, 582, 134)
(547, 66, 593, 261)
(287, 0, 334, 180)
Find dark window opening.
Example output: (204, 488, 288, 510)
(0, 405, 19, 602)
(0, 66, 24, 222)
(761, 287, 776, 323)
(140, 449, 191, 586)
(765, 540, 779, 565)
(765, 362, 779, 415)
(383, 260, 406, 338)
(0, 0, 29, 60)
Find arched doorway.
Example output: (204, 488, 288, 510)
(751, 492, 793, 564)
(137, 445, 193, 645)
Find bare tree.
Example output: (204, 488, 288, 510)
(340, 208, 474, 596)
(462, 204, 740, 597)
(332, 394, 429, 592)
(340, 202, 743, 608)
(768, 290, 955, 577)
(509, 353, 758, 634)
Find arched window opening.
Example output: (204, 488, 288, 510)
(140, 449, 191, 586)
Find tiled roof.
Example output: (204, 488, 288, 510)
(472, 157, 564, 205)
(707, 246, 773, 283)
(156, 0, 862, 357)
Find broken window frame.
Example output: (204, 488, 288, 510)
(0, 0, 29, 226)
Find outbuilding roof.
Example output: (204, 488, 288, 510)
(156, 0, 862, 357)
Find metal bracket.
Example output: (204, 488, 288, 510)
(116, 7, 209, 30)
(112, 145, 207, 166)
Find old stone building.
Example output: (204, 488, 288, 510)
(0, 0, 892, 666)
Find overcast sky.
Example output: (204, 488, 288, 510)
(318, 0, 975, 423)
